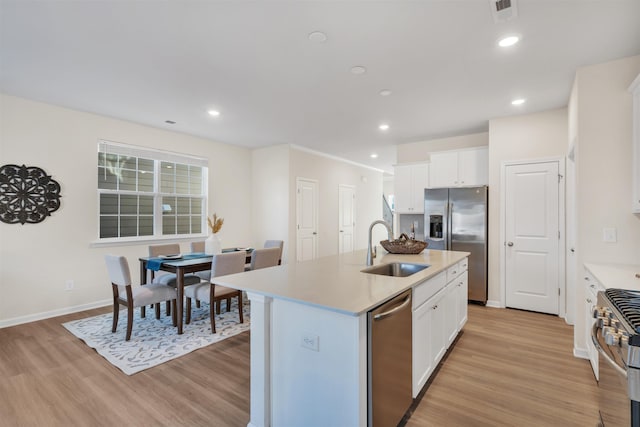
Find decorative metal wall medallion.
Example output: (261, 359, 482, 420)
(0, 164, 62, 224)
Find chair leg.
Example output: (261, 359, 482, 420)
(155, 303, 161, 320)
(216, 300, 221, 314)
(141, 305, 146, 318)
(166, 300, 171, 316)
(238, 293, 244, 324)
(171, 300, 177, 326)
(112, 298, 119, 333)
(226, 297, 231, 312)
(126, 304, 133, 341)
(186, 298, 192, 324)
(210, 300, 217, 334)
(196, 299, 201, 308)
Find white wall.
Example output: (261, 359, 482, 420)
(396, 132, 488, 163)
(288, 147, 384, 263)
(572, 55, 640, 352)
(251, 145, 290, 261)
(488, 108, 569, 305)
(0, 94, 253, 325)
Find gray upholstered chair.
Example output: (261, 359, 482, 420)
(105, 255, 177, 341)
(148, 243, 202, 315)
(263, 240, 284, 265)
(190, 241, 211, 281)
(249, 247, 282, 271)
(184, 251, 246, 333)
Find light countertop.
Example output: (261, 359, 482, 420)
(216, 248, 469, 316)
(584, 262, 640, 291)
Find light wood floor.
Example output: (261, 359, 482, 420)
(0, 304, 597, 426)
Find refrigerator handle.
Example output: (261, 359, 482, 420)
(445, 201, 451, 250)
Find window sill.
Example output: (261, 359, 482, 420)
(90, 234, 208, 248)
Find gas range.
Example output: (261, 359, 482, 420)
(593, 288, 640, 426)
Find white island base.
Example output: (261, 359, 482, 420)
(217, 249, 470, 427)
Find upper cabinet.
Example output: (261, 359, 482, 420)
(394, 163, 429, 214)
(630, 73, 640, 213)
(429, 147, 488, 188)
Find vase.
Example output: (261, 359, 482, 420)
(205, 233, 222, 255)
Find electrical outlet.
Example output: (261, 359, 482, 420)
(603, 228, 617, 243)
(65, 280, 74, 291)
(301, 333, 319, 352)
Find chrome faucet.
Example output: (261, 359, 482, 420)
(367, 220, 393, 266)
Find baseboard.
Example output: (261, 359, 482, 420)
(573, 347, 589, 360)
(485, 300, 503, 308)
(0, 299, 111, 329)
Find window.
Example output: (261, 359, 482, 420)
(97, 140, 207, 241)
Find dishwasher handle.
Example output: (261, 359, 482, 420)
(374, 295, 411, 321)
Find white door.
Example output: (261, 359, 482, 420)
(566, 145, 577, 324)
(505, 161, 560, 315)
(296, 178, 318, 262)
(338, 185, 355, 253)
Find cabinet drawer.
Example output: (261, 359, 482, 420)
(458, 258, 469, 272)
(413, 271, 446, 310)
(447, 262, 462, 283)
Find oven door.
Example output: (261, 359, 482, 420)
(592, 324, 638, 426)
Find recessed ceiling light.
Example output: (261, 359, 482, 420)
(351, 66, 367, 75)
(208, 110, 220, 117)
(308, 31, 327, 43)
(370, 153, 378, 159)
(379, 124, 390, 131)
(511, 98, 526, 106)
(379, 89, 392, 97)
(498, 36, 520, 47)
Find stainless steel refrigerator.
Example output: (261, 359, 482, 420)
(424, 186, 488, 303)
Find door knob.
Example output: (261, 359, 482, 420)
(507, 241, 514, 247)
(312, 232, 317, 235)
(340, 230, 344, 233)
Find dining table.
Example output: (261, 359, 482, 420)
(139, 248, 253, 334)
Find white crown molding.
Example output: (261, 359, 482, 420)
(289, 144, 385, 173)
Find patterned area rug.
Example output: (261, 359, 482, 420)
(62, 300, 250, 375)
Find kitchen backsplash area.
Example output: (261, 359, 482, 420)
(397, 214, 424, 241)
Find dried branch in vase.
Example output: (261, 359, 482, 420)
(207, 213, 224, 234)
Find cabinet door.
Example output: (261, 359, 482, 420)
(631, 74, 640, 212)
(584, 272, 599, 379)
(412, 301, 433, 397)
(429, 152, 458, 188)
(456, 272, 469, 331)
(394, 165, 414, 213)
(429, 290, 447, 366)
(444, 282, 458, 348)
(411, 164, 428, 214)
(458, 148, 488, 186)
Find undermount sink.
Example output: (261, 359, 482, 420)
(361, 262, 429, 277)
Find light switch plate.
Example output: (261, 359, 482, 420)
(603, 228, 617, 243)
(301, 333, 319, 352)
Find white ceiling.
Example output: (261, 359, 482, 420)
(2, 1, 639, 174)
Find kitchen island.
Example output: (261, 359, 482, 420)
(217, 248, 469, 427)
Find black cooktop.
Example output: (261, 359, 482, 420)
(605, 288, 640, 336)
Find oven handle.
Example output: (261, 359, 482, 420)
(592, 323, 627, 378)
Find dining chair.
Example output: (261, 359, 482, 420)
(249, 247, 282, 271)
(264, 240, 284, 265)
(148, 243, 202, 316)
(184, 251, 246, 333)
(105, 255, 177, 341)
(190, 241, 211, 281)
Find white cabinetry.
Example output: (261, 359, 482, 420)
(584, 269, 603, 380)
(411, 258, 469, 397)
(630, 73, 640, 212)
(429, 147, 488, 188)
(394, 163, 429, 213)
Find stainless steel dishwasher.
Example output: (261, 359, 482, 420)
(368, 289, 413, 427)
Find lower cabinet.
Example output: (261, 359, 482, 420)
(412, 259, 469, 397)
(584, 268, 603, 380)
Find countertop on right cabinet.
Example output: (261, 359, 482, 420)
(584, 262, 640, 290)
